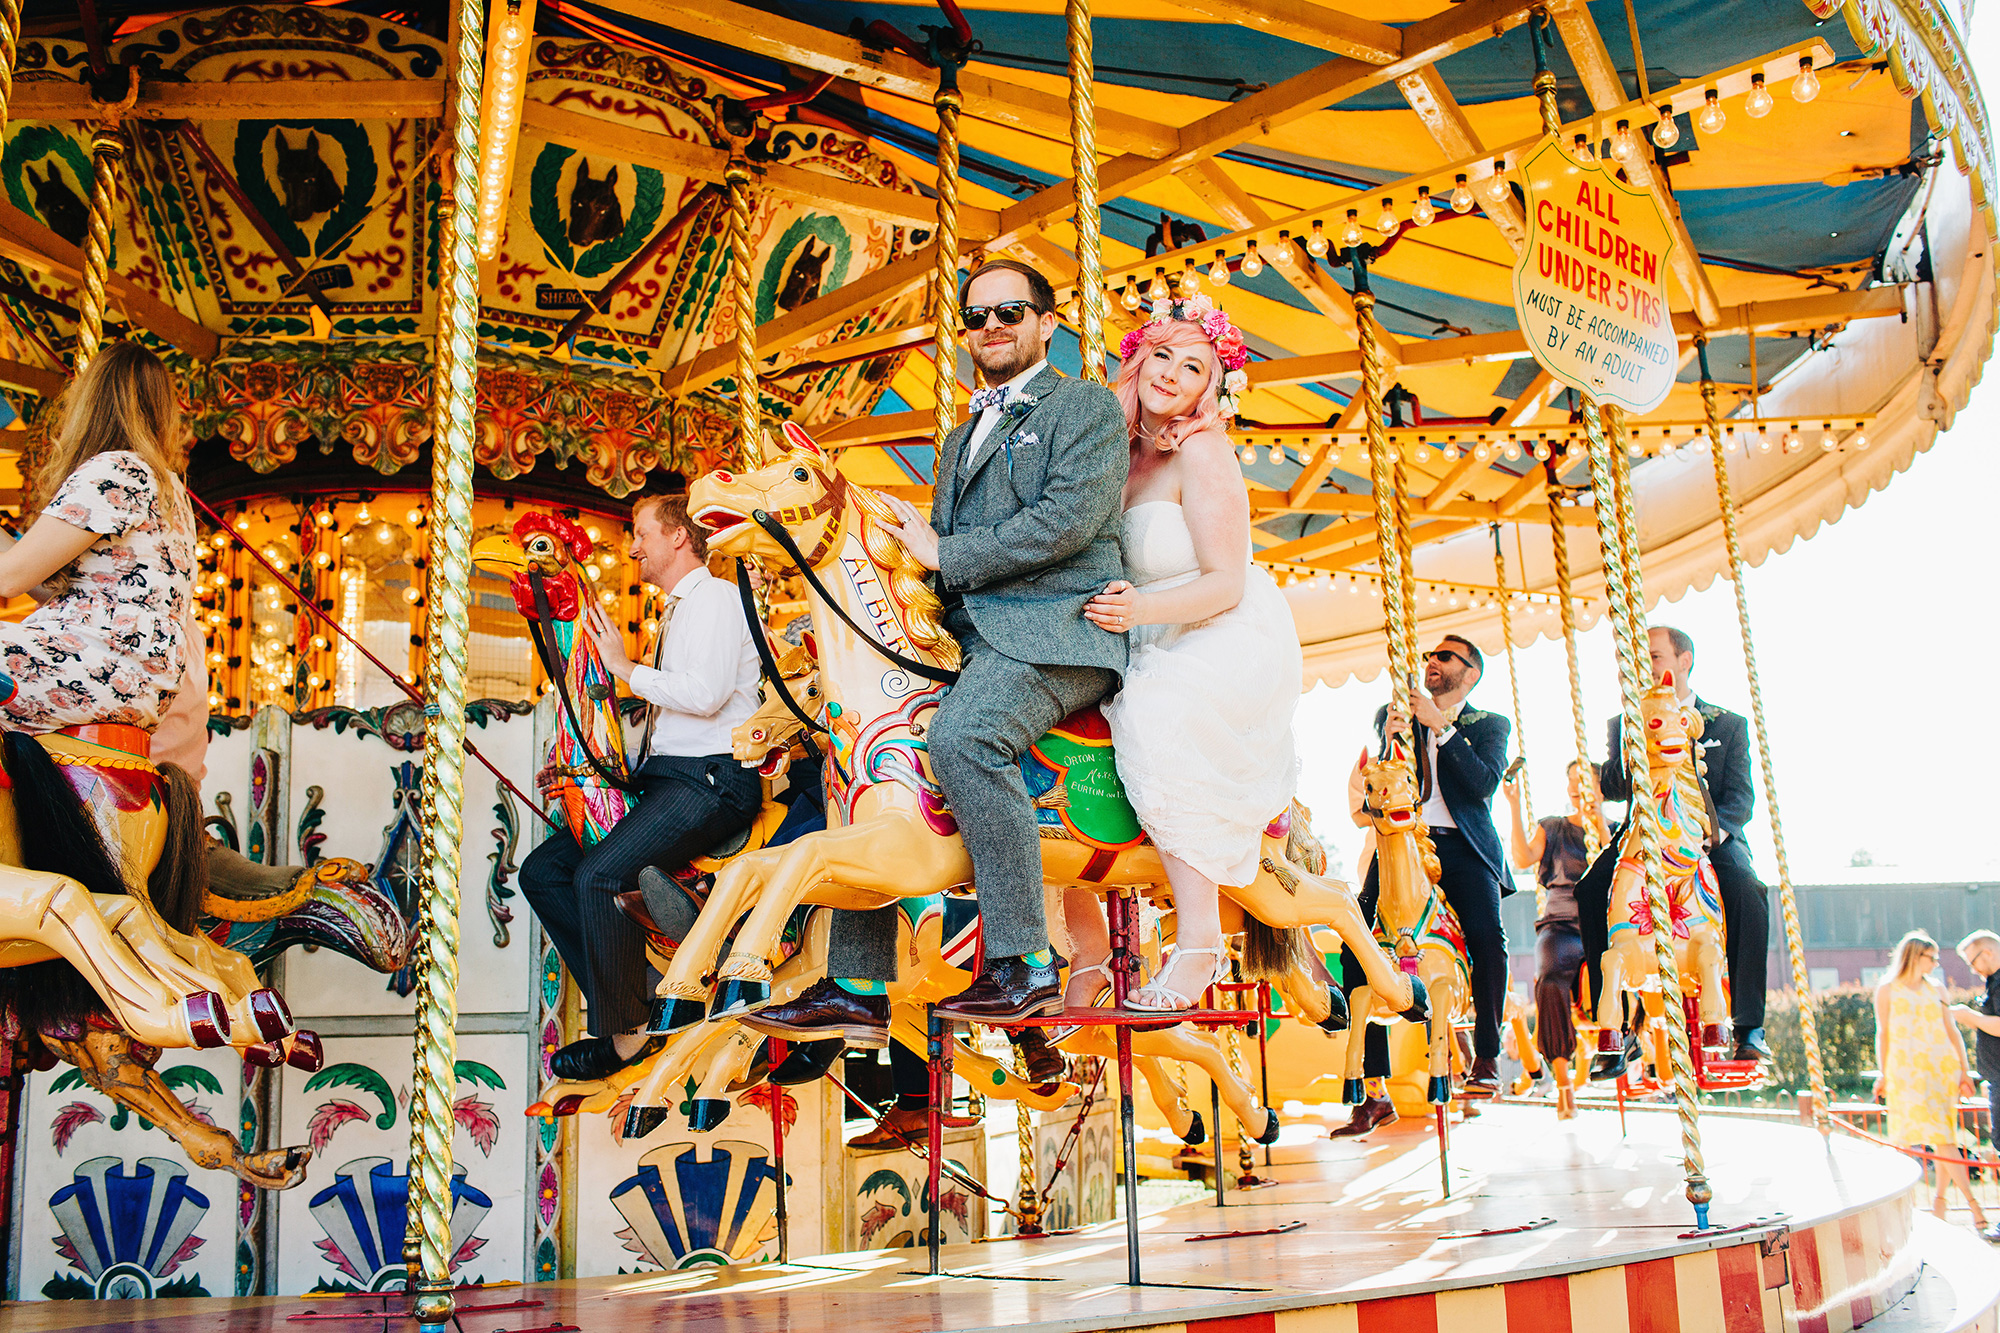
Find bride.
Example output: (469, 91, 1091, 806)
(1072, 295, 1302, 1012)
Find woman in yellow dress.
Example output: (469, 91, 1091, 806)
(1874, 930, 1988, 1228)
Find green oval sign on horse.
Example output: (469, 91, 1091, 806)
(1510, 135, 1679, 416)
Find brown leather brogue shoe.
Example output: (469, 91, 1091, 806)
(1329, 1095, 1399, 1138)
(738, 978, 888, 1047)
(848, 1102, 978, 1150)
(1014, 1026, 1067, 1084)
(933, 956, 1062, 1023)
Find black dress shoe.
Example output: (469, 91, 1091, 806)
(934, 955, 1062, 1023)
(1460, 1056, 1500, 1098)
(1732, 1026, 1772, 1063)
(549, 1034, 666, 1082)
(738, 978, 888, 1047)
(1590, 1032, 1640, 1083)
(1329, 1096, 1398, 1138)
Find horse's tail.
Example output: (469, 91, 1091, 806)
(150, 762, 211, 934)
(1242, 918, 1315, 982)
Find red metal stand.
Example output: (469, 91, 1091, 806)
(768, 1036, 789, 1264)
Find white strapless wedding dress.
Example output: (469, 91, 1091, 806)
(1101, 500, 1302, 885)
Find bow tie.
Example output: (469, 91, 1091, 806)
(968, 386, 1010, 414)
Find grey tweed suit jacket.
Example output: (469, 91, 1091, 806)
(931, 364, 1129, 672)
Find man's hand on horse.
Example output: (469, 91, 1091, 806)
(584, 604, 636, 681)
(881, 495, 941, 571)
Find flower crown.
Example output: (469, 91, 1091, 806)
(1117, 293, 1252, 418)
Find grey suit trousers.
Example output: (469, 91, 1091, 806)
(829, 613, 1116, 980)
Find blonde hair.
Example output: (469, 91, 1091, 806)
(38, 342, 187, 521)
(1112, 319, 1226, 452)
(632, 492, 707, 559)
(1887, 930, 1940, 984)
(849, 486, 960, 670)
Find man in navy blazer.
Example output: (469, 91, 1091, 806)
(1333, 634, 1513, 1136)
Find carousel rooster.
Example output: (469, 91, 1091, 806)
(472, 514, 632, 844)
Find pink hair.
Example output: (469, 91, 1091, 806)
(1112, 319, 1226, 453)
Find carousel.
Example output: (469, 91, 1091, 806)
(0, 0, 1991, 1328)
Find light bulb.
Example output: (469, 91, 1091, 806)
(407, 507, 425, 526)
(1697, 89, 1726, 135)
(1240, 445, 1256, 463)
(1573, 132, 1596, 162)
(1268, 444, 1285, 464)
(1411, 187, 1435, 227)
(1480, 161, 1509, 202)
(1473, 444, 1491, 462)
(312, 634, 330, 651)
(1182, 257, 1201, 290)
(1792, 56, 1819, 103)
(1651, 105, 1678, 149)
(403, 586, 421, 603)
(1502, 440, 1521, 461)
(1241, 241, 1264, 276)
(1532, 440, 1550, 460)
(1414, 446, 1431, 464)
(1820, 433, 1837, 451)
(316, 511, 334, 528)
(1209, 250, 1231, 286)
(313, 551, 332, 568)
(377, 523, 393, 543)
(1612, 120, 1638, 161)
(1745, 73, 1773, 118)
(1450, 174, 1474, 213)
(235, 515, 251, 532)
(1376, 198, 1398, 237)
(1340, 210, 1363, 249)
(1307, 219, 1330, 258)
(1756, 430, 1773, 453)
(1273, 231, 1295, 265)
(1852, 430, 1870, 450)
(1442, 445, 1460, 462)
(1147, 267, 1169, 301)
(262, 545, 279, 562)
(1782, 426, 1802, 453)
(1121, 276, 1141, 310)
(355, 504, 371, 525)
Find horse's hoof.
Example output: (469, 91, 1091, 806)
(1256, 1107, 1282, 1145)
(284, 1147, 311, 1172)
(248, 989, 294, 1041)
(186, 992, 232, 1048)
(687, 1097, 731, 1132)
(1341, 1078, 1366, 1106)
(242, 1041, 283, 1069)
(1427, 1075, 1452, 1105)
(648, 995, 709, 1035)
(708, 978, 771, 1021)
(623, 1105, 672, 1141)
(1398, 977, 1430, 1025)
(1700, 1023, 1727, 1049)
(1180, 1109, 1207, 1147)
(285, 1031, 325, 1073)
(770, 1038, 842, 1086)
(1317, 986, 1351, 1035)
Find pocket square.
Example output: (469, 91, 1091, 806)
(1015, 431, 1040, 448)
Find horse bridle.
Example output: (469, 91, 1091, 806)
(525, 570, 642, 795)
(736, 560, 825, 757)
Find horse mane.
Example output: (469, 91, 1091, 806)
(846, 484, 962, 672)
(1284, 799, 1327, 876)
(150, 762, 211, 934)
(1411, 819, 1442, 887)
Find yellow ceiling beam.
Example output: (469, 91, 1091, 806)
(1157, 0, 1402, 64)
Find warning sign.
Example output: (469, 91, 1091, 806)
(1511, 135, 1680, 415)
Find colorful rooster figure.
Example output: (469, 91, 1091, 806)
(472, 514, 633, 844)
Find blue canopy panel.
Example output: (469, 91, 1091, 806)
(1675, 177, 1924, 272)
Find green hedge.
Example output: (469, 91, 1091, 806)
(1763, 985, 1979, 1097)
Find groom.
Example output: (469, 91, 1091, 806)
(745, 259, 1129, 1042)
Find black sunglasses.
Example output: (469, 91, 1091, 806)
(1425, 649, 1472, 668)
(960, 300, 1043, 330)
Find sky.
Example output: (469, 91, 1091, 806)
(1291, 22, 2000, 890)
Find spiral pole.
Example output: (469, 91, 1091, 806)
(1698, 340, 1830, 1135)
(1014, 1046, 1044, 1234)
(725, 157, 761, 467)
(1490, 524, 1536, 909)
(1066, 0, 1105, 384)
(1547, 480, 1601, 858)
(74, 123, 127, 373)
(930, 86, 964, 478)
(1587, 401, 1711, 1223)
(1392, 456, 1418, 687)
(411, 0, 485, 1320)
(1358, 292, 1408, 724)
(0, 0, 23, 142)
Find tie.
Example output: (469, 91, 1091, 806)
(967, 385, 1009, 414)
(636, 594, 678, 762)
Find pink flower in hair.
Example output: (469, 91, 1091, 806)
(1118, 329, 1144, 361)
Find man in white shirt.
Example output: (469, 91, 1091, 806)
(521, 493, 762, 1082)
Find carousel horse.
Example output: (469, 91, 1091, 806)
(1342, 752, 1471, 1106)
(1592, 672, 1728, 1076)
(656, 425, 1419, 1063)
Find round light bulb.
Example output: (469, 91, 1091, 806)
(235, 515, 251, 532)
(1307, 219, 1330, 258)
(355, 504, 371, 525)
(403, 586, 421, 603)
(1502, 440, 1521, 461)
(1208, 250, 1231, 286)
(1411, 187, 1435, 227)
(1480, 162, 1509, 202)
(1792, 57, 1819, 103)
(1147, 267, 1169, 301)
(1273, 231, 1295, 265)
(1612, 120, 1638, 161)
(1376, 198, 1398, 237)
(313, 551, 332, 568)
(1268, 444, 1285, 464)
(1745, 73, 1773, 118)
(1121, 277, 1142, 311)
(1573, 132, 1596, 162)
(407, 507, 424, 526)
(1241, 241, 1264, 277)
(1697, 90, 1726, 135)
(1450, 174, 1474, 213)
(1181, 257, 1201, 290)
(1240, 445, 1256, 463)
(1442, 445, 1460, 462)
(1852, 431, 1870, 450)
(1651, 105, 1679, 149)
(1414, 446, 1431, 464)
(1782, 426, 1802, 453)
(377, 523, 393, 543)
(315, 511, 334, 528)
(1339, 210, 1363, 249)
(1820, 433, 1837, 451)
(1473, 444, 1490, 462)
(1756, 430, 1773, 453)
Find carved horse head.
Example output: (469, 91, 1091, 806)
(1360, 749, 1421, 837)
(732, 638, 818, 778)
(690, 422, 849, 570)
(1639, 670, 1697, 778)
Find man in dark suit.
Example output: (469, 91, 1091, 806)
(744, 258, 1129, 1045)
(1580, 625, 1772, 1076)
(1333, 634, 1512, 1136)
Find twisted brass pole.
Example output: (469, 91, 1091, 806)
(1014, 1046, 1043, 1233)
(1066, 0, 1105, 383)
(1547, 480, 1601, 858)
(725, 157, 761, 467)
(1490, 524, 1536, 910)
(411, 0, 485, 1319)
(1698, 339, 1830, 1134)
(1392, 457, 1418, 687)
(0, 0, 23, 141)
(930, 81, 963, 479)
(1588, 401, 1711, 1223)
(74, 123, 127, 372)
(1358, 293, 1408, 725)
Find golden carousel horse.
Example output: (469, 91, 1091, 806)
(0, 721, 394, 1189)
(1343, 751, 1470, 1107)
(1592, 672, 1728, 1077)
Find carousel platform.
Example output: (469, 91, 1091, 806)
(6, 1105, 1979, 1333)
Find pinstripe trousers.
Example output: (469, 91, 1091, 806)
(521, 752, 760, 1035)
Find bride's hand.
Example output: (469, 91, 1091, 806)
(1084, 580, 1138, 633)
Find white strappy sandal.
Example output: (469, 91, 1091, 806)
(1124, 946, 1228, 1013)
(1044, 961, 1115, 1043)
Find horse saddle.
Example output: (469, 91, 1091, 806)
(0, 723, 161, 816)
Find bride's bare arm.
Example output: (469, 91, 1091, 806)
(1086, 430, 1248, 630)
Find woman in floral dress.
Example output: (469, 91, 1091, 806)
(0, 342, 197, 733)
(1875, 930, 1989, 1229)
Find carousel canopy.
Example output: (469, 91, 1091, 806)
(0, 0, 1987, 683)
